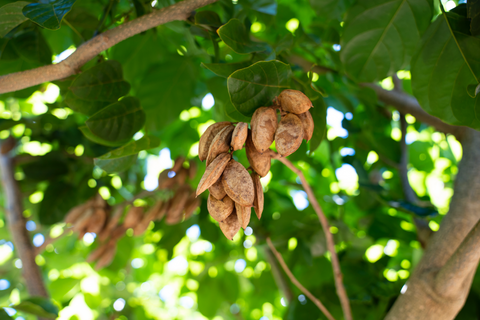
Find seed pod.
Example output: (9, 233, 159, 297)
(235, 202, 251, 230)
(72, 207, 94, 233)
(206, 125, 235, 166)
(94, 193, 106, 208)
(196, 153, 232, 196)
(275, 113, 304, 156)
(209, 176, 227, 200)
(166, 185, 191, 224)
(251, 107, 277, 153)
(184, 193, 201, 220)
(219, 209, 241, 240)
(111, 225, 127, 241)
(246, 130, 271, 177)
(95, 240, 117, 270)
(175, 167, 189, 186)
(207, 194, 234, 222)
(222, 160, 255, 207)
(86, 208, 108, 234)
(133, 201, 163, 236)
(251, 172, 264, 219)
(99, 205, 125, 241)
(158, 170, 176, 190)
(156, 201, 167, 221)
(188, 160, 198, 180)
(87, 243, 108, 263)
(231, 122, 248, 151)
(198, 122, 232, 161)
(123, 206, 143, 229)
(297, 110, 314, 141)
(64, 203, 89, 225)
(278, 89, 312, 114)
(172, 156, 186, 173)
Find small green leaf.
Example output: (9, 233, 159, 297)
(94, 154, 138, 173)
(227, 60, 291, 116)
(39, 181, 78, 225)
(86, 97, 146, 143)
(195, 10, 222, 28)
(190, 25, 211, 39)
(96, 135, 160, 160)
(0, 2, 29, 38)
(13, 297, 59, 319)
(69, 60, 130, 102)
(64, 91, 110, 116)
(22, 0, 76, 30)
(201, 61, 251, 78)
(217, 19, 268, 54)
(21, 154, 69, 181)
(79, 126, 130, 147)
(12, 30, 52, 65)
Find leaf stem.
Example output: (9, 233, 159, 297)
(63, 19, 84, 42)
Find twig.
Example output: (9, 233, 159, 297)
(264, 246, 294, 303)
(0, 0, 219, 94)
(269, 150, 353, 320)
(94, 0, 116, 36)
(266, 238, 336, 320)
(0, 141, 48, 298)
(63, 19, 85, 42)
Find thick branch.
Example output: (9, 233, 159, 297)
(0, 0, 219, 94)
(266, 238, 336, 320)
(269, 151, 353, 320)
(0, 143, 48, 298)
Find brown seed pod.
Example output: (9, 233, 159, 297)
(251, 172, 264, 219)
(209, 176, 227, 200)
(87, 243, 109, 263)
(158, 170, 176, 190)
(172, 156, 186, 173)
(275, 113, 304, 156)
(278, 89, 313, 114)
(196, 152, 232, 196)
(235, 202, 251, 230)
(111, 225, 127, 241)
(184, 193, 201, 220)
(251, 107, 277, 153)
(72, 207, 94, 233)
(98, 205, 125, 241)
(175, 167, 189, 186)
(246, 130, 271, 177)
(297, 110, 314, 141)
(166, 185, 191, 224)
(188, 160, 198, 180)
(231, 122, 248, 151)
(198, 121, 232, 161)
(207, 194, 234, 222)
(64, 203, 89, 225)
(123, 206, 143, 229)
(86, 208, 108, 234)
(222, 160, 255, 207)
(95, 240, 117, 270)
(133, 201, 163, 236)
(156, 201, 167, 221)
(206, 125, 235, 166)
(93, 193, 107, 208)
(219, 209, 241, 240)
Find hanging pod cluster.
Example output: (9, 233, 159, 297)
(64, 156, 201, 269)
(197, 89, 314, 240)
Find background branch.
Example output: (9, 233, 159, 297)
(269, 151, 353, 320)
(0, 141, 48, 299)
(264, 246, 295, 303)
(0, 0, 219, 94)
(266, 238, 336, 320)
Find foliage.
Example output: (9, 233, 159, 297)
(0, 0, 478, 320)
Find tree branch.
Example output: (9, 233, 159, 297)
(269, 151, 353, 320)
(0, 141, 48, 298)
(0, 0, 219, 94)
(264, 246, 295, 303)
(266, 237, 336, 320)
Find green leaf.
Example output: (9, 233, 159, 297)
(64, 91, 110, 116)
(0, 308, 13, 319)
(12, 30, 52, 65)
(79, 126, 130, 147)
(201, 61, 251, 78)
(13, 297, 58, 319)
(309, 0, 352, 22)
(467, 0, 480, 35)
(217, 19, 268, 54)
(411, 8, 480, 129)
(195, 10, 222, 28)
(94, 154, 138, 173)
(85, 97, 145, 143)
(39, 181, 78, 225)
(309, 96, 327, 152)
(69, 60, 130, 102)
(22, 0, 76, 30)
(0, 2, 29, 38)
(21, 154, 69, 181)
(244, 0, 277, 15)
(341, 0, 433, 82)
(227, 60, 291, 116)
(96, 135, 160, 160)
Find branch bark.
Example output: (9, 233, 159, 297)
(0, 141, 48, 298)
(0, 0, 219, 94)
(266, 238, 336, 320)
(269, 151, 353, 320)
